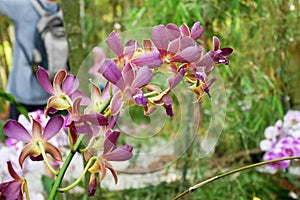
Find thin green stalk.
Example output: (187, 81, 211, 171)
(58, 157, 97, 192)
(48, 134, 86, 200)
(173, 156, 300, 200)
(38, 141, 58, 175)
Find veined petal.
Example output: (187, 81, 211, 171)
(62, 74, 79, 95)
(53, 70, 67, 93)
(19, 143, 40, 167)
(166, 23, 181, 41)
(43, 115, 64, 141)
(3, 120, 31, 142)
(110, 92, 123, 116)
(81, 113, 108, 126)
(179, 23, 190, 36)
(100, 59, 125, 90)
(152, 25, 169, 57)
(168, 67, 186, 89)
(36, 67, 54, 94)
(131, 51, 163, 68)
(7, 161, 21, 180)
(105, 145, 133, 161)
(106, 31, 123, 58)
(44, 142, 63, 161)
(191, 22, 203, 40)
(170, 45, 202, 63)
(213, 36, 220, 51)
(31, 118, 43, 141)
(105, 162, 118, 184)
(47, 95, 72, 111)
(122, 63, 135, 88)
(124, 40, 137, 59)
(131, 66, 153, 89)
(104, 130, 121, 154)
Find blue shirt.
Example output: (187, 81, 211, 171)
(0, 0, 58, 105)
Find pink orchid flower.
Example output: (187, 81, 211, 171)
(88, 129, 133, 196)
(36, 67, 89, 115)
(3, 115, 64, 167)
(0, 161, 27, 200)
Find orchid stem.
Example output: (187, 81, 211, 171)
(48, 134, 86, 200)
(58, 157, 97, 192)
(38, 141, 58, 176)
(173, 156, 300, 200)
(24, 179, 31, 200)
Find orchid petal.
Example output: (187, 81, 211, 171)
(105, 145, 133, 161)
(152, 25, 169, 57)
(46, 96, 71, 112)
(44, 142, 63, 161)
(131, 51, 163, 68)
(99, 162, 107, 181)
(31, 118, 43, 141)
(104, 130, 121, 154)
(124, 40, 137, 59)
(110, 92, 123, 115)
(19, 143, 41, 167)
(221, 47, 233, 56)
(43, 115, 64, 141)
(88, 173, 98, 197)
(3, 120, 32, 143)
(122, 63, 135, 88)
(213, 36, 220, 51)
(100, 59, 125, 90)
(166, 23, 181, 40)
(191, 22, 203, 40)
(7, 161, 21, 180)
(0, 181, 23, 199)
(70, 90, 91, 105)
(81, 113, 108, 126)
(168, 38, 180, 56)
(131, 66, 153, 89)
(36, 67, 54, 94)
(53, 70, 67, 93)
(168, 67, 186, 89)
(179, 23, 190, 36)
(106, 31, 123, 58)
(62, 74, 79, 95)
(105, 162, 118, 184)
(132, 89, 148, 106)
(170, 45, 202, 63)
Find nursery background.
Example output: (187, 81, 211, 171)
(0, 0, 300, 199)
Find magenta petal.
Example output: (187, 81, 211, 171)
(131, 51, 163, 68)
(166, 23, 181, 40)
(7, 161, 21, 180)
(122, 63, 135, 88)
(110, 92, 123, 115)
(43, 115, 64, 141)
(179, 23, 190, 36)
(105, 145, 133, 161)
(3, 120, 31, 142)
(170, 45, 202, 63)
(106, 31, 123, 58)
(100, 59, 125, 90)
(124, 40, 137, 59)
(168, 68, 186, 89)
(62, 74, 79, 95)
(82, 113, 108, 126)
(0, 181, 23, 199)
(70, 90, 91, 106)
(191, 22, 203, 40)
(213, 36, 220, 51)
(152, 25, 169, 57)
(36, 67, 54, 94)
(132, 89, 147, 106)
(221, 47, 233, 56)
(131, 66, 153, 89)
(104, 130, 121, 153)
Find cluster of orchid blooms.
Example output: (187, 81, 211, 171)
(0, 22, 232, 199)
(260, 110, 300, 171)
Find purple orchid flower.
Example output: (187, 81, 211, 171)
(88, 129, 133, 196)
(209, 36, 233, 65)
(105, 31, 162, 69)
(3, 115, 64, 167)
(36, 67, 90, 115)
(100, 59, 153, 115)
(0, 161, 27, 200)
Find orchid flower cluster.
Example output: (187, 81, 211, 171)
(1, 22, 232, 199)
(260, 110, 300, 171)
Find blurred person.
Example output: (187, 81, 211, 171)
(0, 0, 59, 120)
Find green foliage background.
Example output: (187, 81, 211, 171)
(1, 0, 300, 199)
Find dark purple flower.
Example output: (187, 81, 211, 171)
(0, 161, 27, 200)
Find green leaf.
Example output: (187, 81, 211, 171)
(0, 90, 29, 120)
(42, 175, 55, 195)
